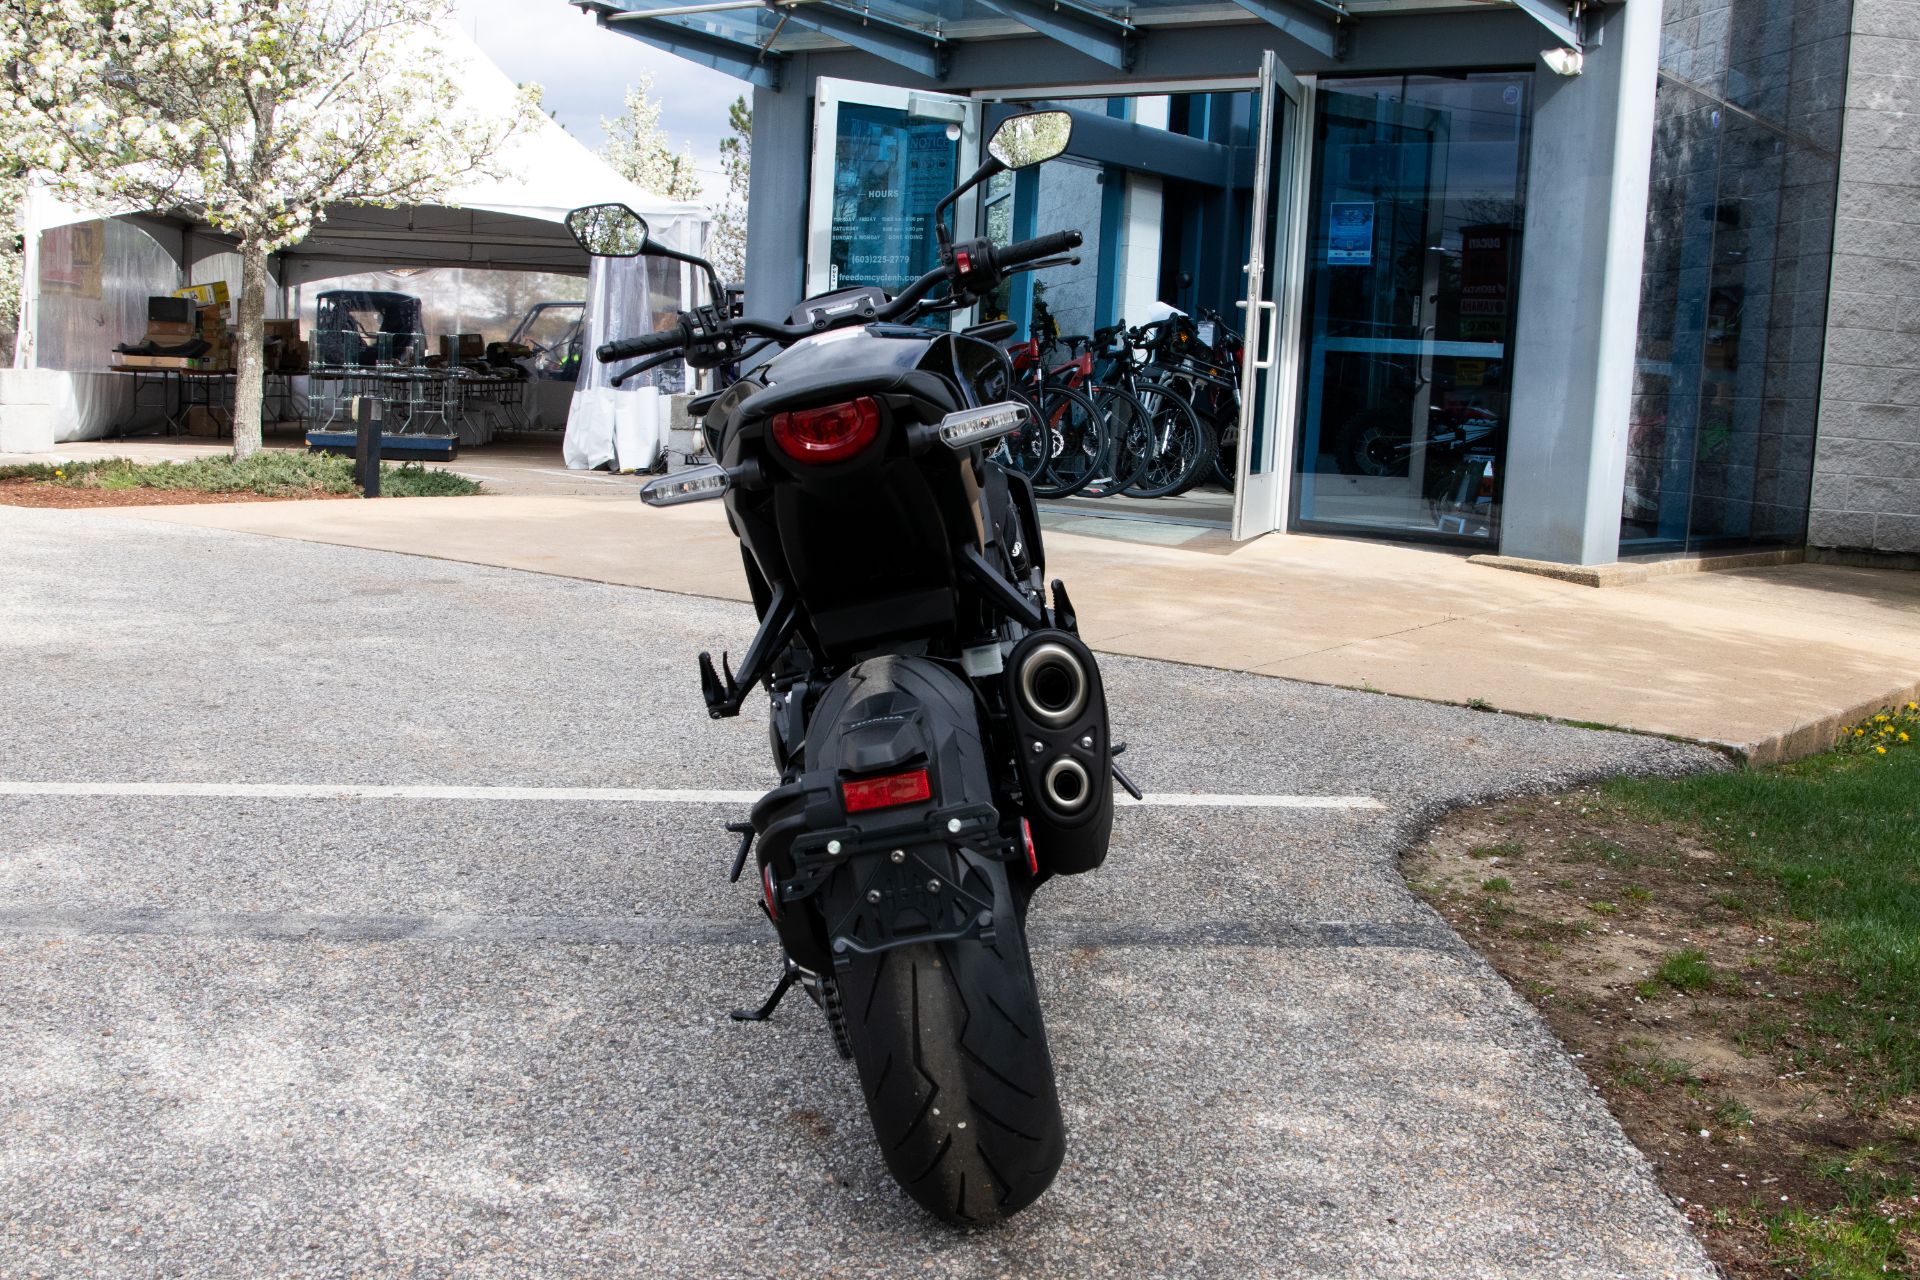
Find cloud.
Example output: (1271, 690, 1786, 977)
(450, 0, 746, 194)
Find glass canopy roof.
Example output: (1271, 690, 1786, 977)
(573, 0, 1572, 88)
(580, 0, 1331, 56)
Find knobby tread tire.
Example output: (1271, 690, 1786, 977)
(837, 902, 1066, 1226)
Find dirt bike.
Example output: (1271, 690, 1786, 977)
(564, 110, 1138, 1226)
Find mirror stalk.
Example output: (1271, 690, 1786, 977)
(644, 240, 727, 309)
(933, 155, 1007, 256)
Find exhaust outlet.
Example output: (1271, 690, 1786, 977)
(1017, 642, 1088, 728)
(1042, 757, 1091, 812)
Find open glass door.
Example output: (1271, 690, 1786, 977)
(806, 79, 981, 325)
(1232, 52, 1308, 540)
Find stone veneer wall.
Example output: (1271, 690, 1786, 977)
(1808, 0, 1920, 558)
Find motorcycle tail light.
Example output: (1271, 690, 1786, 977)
(841, 767, 931, 813)
(771, 397, 880, 464)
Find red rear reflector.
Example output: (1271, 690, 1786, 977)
(841, 768, 932, 813)
(1021, 817, 1038, 876)
(771, 397, 880, 464)
(762, 862, 781, 921)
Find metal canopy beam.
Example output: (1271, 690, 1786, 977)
(581, 2, 787, 88)
(773, 2, 949, 80)
(1223, 0, 1346, 60)
(1510, 0, 1581, 48)
(971, 0, 1136, 70)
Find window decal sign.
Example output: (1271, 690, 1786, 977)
(1327, 201, 1375, 265)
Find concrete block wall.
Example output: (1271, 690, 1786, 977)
(1809, 0, 1920, 556)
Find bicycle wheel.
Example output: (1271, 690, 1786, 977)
(1078, 385, 1150, 498)
(1208, 432, 1238, 491)
(1118, 382, 1211, 499)
(1031, 384, 1108, 499)
(1163, 378, 1221, 497)
(992, 389, 1054, 488)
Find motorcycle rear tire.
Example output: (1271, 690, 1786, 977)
(836, 899, 1066, 1226)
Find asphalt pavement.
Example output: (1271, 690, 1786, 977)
(0, 505, 1722, 1278)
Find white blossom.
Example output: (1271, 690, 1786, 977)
(0, 0, 537, 456)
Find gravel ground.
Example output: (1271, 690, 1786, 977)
(0, 505, 1723, 1278)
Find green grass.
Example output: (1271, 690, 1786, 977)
(1652, 947, 1718, 994)
(1480, 876, 1512, 893)
(1608, 1041, 1699, 1090)
(1605, 739, 1920, 1097)
(0, 453, 481, 498)
(1761, 1146, 1919, 1278)
(1467, 840, 1525, 860)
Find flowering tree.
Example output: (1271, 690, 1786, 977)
(0, 0, 536, 457)
(600, 76, 703, 203)
(709, 95, 750, 286)
(0, 166, 22, 362)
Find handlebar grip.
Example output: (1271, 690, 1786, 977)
(597, 325, 685, 363)
(996, 229, 1084, 270)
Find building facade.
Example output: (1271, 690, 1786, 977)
(577, 0, 1917, 567)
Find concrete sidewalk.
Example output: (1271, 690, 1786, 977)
(84, 492, 1920, 762)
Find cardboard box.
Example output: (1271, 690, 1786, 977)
(183, 406, 227, 437)
(144, 320, 196, 340)
(174, 281, 231, 307)
(264, 319, 301, 343)
(115, 354, 209, 370)
(440, 333, 484, 362)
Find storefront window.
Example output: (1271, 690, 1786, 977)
(1291, 73, 1533, 543)
(1622, 0, 1850, 553)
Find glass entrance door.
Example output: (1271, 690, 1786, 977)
(805, 79, 980, 326)
(1290, 74, 1533, 543)
(1231, 51, 1307, 540)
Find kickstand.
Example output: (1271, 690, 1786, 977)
(731, 959, 799, 1022)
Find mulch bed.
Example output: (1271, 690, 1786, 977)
(0, 477, 348, 508)
(1405, 786, 1920, 1278)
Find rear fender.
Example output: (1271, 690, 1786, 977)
(755, 656, 1015, 971)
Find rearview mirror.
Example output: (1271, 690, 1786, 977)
(566, 203, 650, 257)
(987, 111, 1073, 170)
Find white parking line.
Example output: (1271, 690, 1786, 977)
(0, 781, 1382, 810)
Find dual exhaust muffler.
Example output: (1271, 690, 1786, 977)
(1005, 630, 1112, 874)
(1017, 642, 1095, 812)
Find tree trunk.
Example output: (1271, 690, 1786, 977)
(231, 239, 270, 459)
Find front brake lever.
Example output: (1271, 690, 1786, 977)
(610, 348, 685, 388)
(1007, 255, 1081, 275)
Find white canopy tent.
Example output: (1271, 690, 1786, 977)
(7, 25, 706, 446)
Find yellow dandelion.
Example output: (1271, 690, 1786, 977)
(1903, 733, 1911, 743)
(1855, 728, 1866, 737)
(1877, 745, 1888, 755)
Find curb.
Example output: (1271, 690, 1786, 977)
(1468, 547, 1804, 588)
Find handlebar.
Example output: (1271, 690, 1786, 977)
(597, 326, 687, 364)
(997, 229, 1083, 271)
(594, 226, 1086, 367)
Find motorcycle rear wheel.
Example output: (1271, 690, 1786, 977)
(835, 883, 1066, 1225)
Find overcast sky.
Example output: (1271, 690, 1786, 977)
(448, 0, 745, 199)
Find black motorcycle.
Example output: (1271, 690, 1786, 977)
(564, 111, 1135, 1226)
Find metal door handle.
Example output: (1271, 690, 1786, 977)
(1254, 300, 1279, 371)
(1416, 324, 1435, 386)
